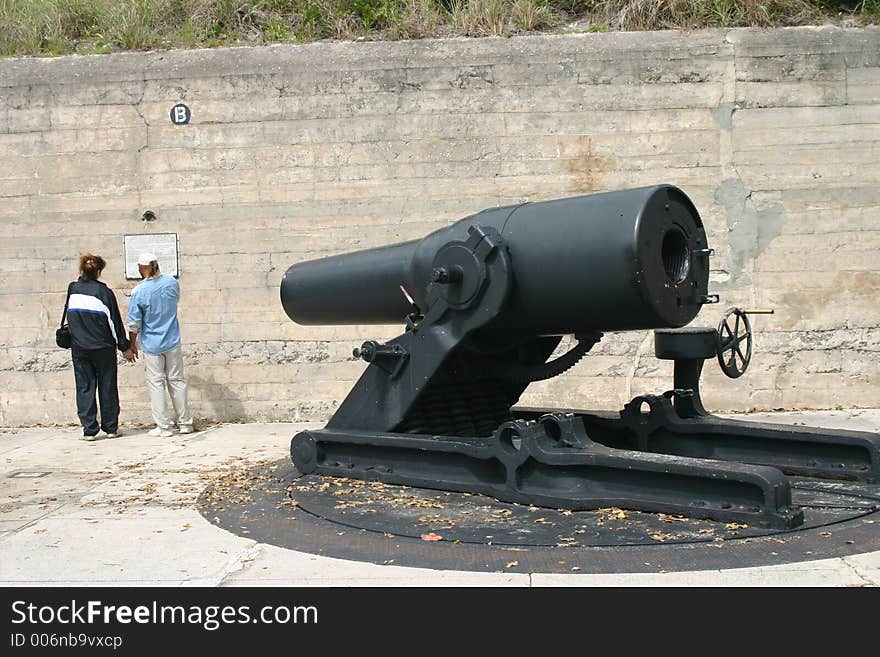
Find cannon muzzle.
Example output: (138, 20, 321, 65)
(281, 185, 711, 335)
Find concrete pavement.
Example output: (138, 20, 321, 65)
(2, 410, 879, 586)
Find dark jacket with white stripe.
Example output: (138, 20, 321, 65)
(66, 276, 131, 352)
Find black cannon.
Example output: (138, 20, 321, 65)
(282, 185, 880, 529)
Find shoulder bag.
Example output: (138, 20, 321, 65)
(56, 283, 73, 349)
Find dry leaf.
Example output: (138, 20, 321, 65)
(658, 513, 688, 523)
(421, 532, 443, 542)
(506, 561, 519, 568)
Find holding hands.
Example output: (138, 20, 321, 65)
(123, 346, 138, 363)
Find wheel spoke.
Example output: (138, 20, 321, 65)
(734, 344, 746, 363)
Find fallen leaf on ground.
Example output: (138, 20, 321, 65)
(506, 561, 519, 568)
(421, 532, 443, 542)
(658, 513, 688, 523)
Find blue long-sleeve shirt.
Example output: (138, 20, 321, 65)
(127, 274, 182, 355)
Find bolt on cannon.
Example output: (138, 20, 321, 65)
(280, 185, 880, 529)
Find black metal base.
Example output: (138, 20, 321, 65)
(292, 399, 880, 531)
(292, 412, 803, 530)
(199, 459, 880, 575)
(568, 394, 880, 483)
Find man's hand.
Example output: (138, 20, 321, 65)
(123, 348, 138, 363)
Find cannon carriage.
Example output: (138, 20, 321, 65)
(280, 185, 880, 529)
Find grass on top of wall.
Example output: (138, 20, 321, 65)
(0, 0, 878, 57)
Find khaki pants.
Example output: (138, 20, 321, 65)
(144, 345, 192, 430)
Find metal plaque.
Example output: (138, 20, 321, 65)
(124, 233, 180, 279)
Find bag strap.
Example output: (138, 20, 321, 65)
(60, 282, 73, 328)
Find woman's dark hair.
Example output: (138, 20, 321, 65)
(79, 253, 106, 279)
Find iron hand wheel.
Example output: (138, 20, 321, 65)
(717, 307, 752, 378)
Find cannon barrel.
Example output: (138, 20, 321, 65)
(281, 185, 710, 335)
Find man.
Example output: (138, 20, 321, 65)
(127, 252, 194, 437)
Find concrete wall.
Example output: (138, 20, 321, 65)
(1, 26, 878, 426)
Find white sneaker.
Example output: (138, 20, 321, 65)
(179, 425, 194, 435)
(148, 427, 173, 437)
(82, 433, 99, 441)
(104, 431, 121, 438)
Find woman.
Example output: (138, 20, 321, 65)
(65, 254, 134, 440)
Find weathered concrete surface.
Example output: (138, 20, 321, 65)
(1, 410, 879, 586)
(0, 27, 878, 425)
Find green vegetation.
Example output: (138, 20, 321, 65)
(1, 0, 877, 57)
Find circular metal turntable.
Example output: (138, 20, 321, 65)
(199, 459, 880, 574)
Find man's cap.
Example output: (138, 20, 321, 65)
(137, 252, 158, 266)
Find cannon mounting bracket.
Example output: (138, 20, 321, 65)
(328, 224, 514, 434)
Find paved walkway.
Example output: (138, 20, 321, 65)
(2, 410, 879, 586)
